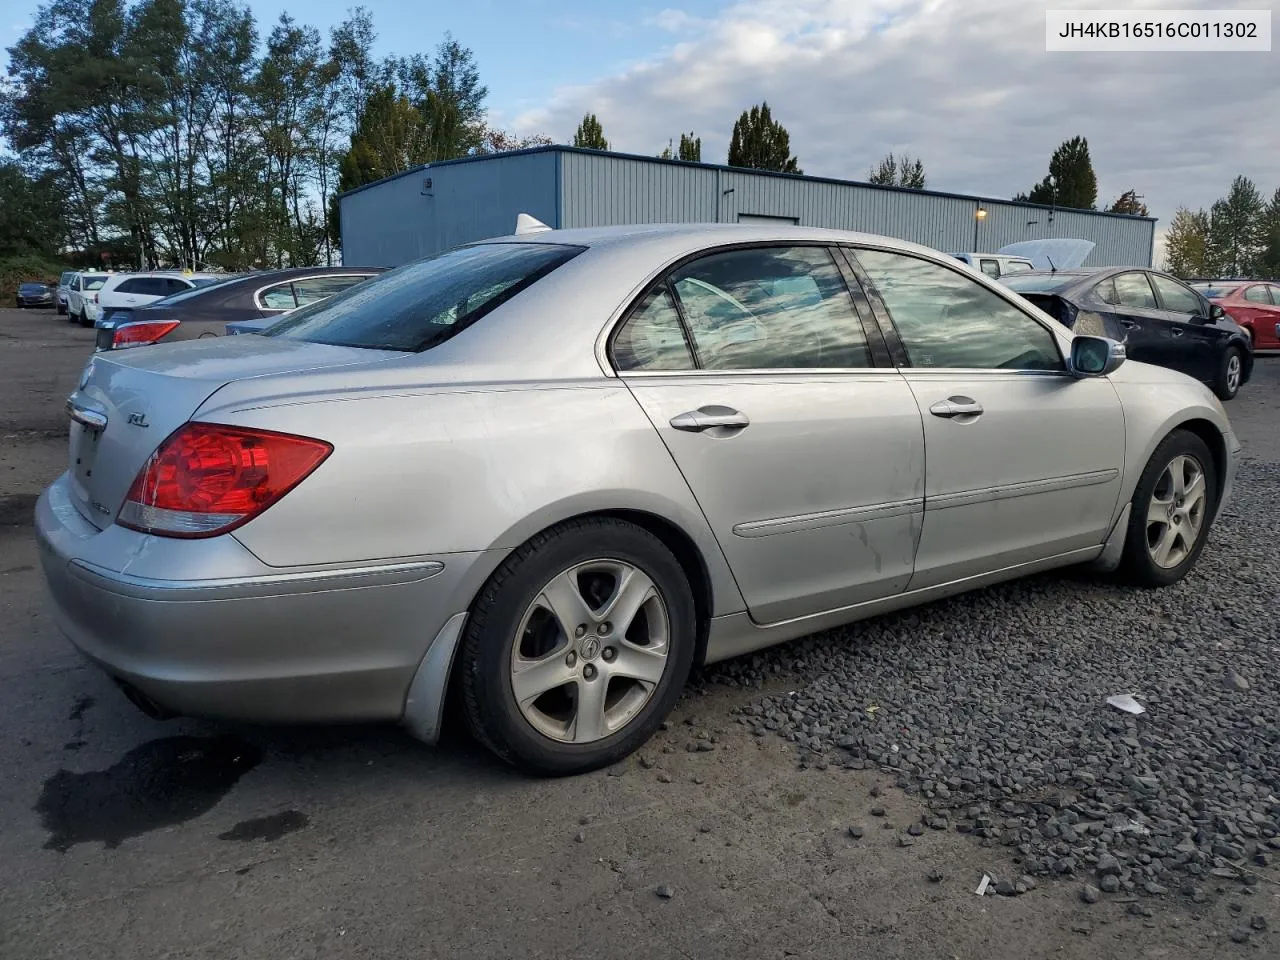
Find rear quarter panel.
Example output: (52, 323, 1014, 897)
(200, 380, 746, 617)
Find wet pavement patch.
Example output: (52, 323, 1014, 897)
(36, 735, 262, 852)
(0, 493, 39, 527)
(218, 809, 309, 843)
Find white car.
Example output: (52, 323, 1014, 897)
(94, 272, 224, 327)
(65, 272, 113, 326)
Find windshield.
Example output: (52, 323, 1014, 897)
(1188, 281, 1242, 299)
(265, 242, 585, 351)
(999, 273, 1086, 293)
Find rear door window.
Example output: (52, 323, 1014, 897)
(259, 282, 298, 311)
(1112, 272, 1157, 309)
(266, 243, 584, 351)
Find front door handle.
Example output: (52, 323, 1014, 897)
(1121, 320, 1140, 330)
(929, 396, 984, 419)
(669, 405, 750, 433)
(1171, 327, 1184, 337)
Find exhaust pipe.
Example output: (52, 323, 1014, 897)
(114, 679, 180, 721)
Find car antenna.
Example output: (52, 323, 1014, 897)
(1047, 254, 1058, 274)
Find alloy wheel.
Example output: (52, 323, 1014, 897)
(510, 559, 670, 744)
(1145, 454, 1207, 569)
(1225, 353, 1242, 395)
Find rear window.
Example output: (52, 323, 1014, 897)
(265, 242, 584, 352)
(83, 275, 109, 290)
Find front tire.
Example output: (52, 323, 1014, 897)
(1214, 346, 1244, 400)
(460, 518, 696, 776)
(1117, 430, 1217, 587)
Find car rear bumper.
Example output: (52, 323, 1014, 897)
(35, 473, 482, 734)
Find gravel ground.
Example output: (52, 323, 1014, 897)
(707, 458, 1279, 935)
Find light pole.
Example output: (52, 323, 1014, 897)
(973, 205, 987, 250)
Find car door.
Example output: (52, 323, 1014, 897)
(1104, 271, 1169, 367)
(614, 244, 924, 625)
(848, 247, 1125, 590)
(1149, 272, 1220, 382)
(1263, 286, 1280, 348)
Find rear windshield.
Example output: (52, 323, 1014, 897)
(83, 275, 109, 290)
(1000, 272, 1086, 293)
(265, 242, 584, 352)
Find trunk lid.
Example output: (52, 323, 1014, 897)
(65, 335, 402, 530)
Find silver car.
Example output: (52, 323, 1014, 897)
(36, 224, 1240, 775)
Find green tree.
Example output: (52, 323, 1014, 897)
(727, 102, 800, 173)
(573, 113, 608, 150)
(1107, 189, 1149, 216)
(1208, 175, 1266, 277)
(1018, 136, 1097, 209)
(867, 152, 926, 189)
(0, 159, 64, 256)
(1258, 187, 1280, 279)
(678, 131, 700, 162)
(1163, 207, 1213, 278)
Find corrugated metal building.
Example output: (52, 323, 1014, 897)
(339, 146, 1155, 268)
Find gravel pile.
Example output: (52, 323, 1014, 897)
(706, 459, 1280, 898)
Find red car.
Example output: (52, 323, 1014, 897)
(1190, 279, 1280, 349)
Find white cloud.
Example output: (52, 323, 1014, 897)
(514, 0, 1279, 232)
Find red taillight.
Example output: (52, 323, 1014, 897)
(113, 320, 180, 349)
(118, 423, 332, 538)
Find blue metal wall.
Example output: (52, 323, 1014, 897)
(340, 151, 558, 266)
(339, 147, 1155, 268)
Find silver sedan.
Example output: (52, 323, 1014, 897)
(36, 223, 1240, 775)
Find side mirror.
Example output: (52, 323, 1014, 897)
(1208, 303, 1227, 322)
(1070, 335, 1126, 377)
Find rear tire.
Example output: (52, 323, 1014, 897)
(459, 517, 696, 776)
(1214, 346, 1244, 400)
(1116, 430, 1217, 588)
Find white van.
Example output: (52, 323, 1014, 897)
(951, 253, 1035, 279)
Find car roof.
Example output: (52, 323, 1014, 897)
(481, 222, 953, 263)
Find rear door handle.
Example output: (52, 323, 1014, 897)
(929, 396, 984, 419)
(669, 405, 750, 433)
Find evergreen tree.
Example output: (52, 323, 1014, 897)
(572, 113, 608, 150)
(867, 153, 926, 189)
(1019, 136, 1097, 209)
(727, 102, 800, 173)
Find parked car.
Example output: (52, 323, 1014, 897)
(95, 266, 383, 351)
(93, 271, 225, 326)
(950, 252, 1035, 278)
(65, 271, 114, 326)
(56, 271, 77, 315)
(1188, 279, 1280, 350)
(15, 282, 55, 308)
(1000, 267, 1253, 400)
(39, 223, 1240, 775)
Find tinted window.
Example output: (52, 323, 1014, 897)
(267, 242, 583, 352)
(1150, 274, 1203, 315)
(163, 277, 192, 294)
(979, 259, 1001, 278)
(856, 249, 1063, 371)
(613, 285, 695, 371)
(259, 282, 297, 310)
(1113, 272, 1157, 309)
(666, 246, 871, 369)
(292, 275, 371, 306)
(113, 278, 141, 294)
(1243, 285, 1270, 304)
(155, 275, 243, 305)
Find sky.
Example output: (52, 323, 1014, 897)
(5, 0, 1279, 249)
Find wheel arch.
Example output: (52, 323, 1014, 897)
(1171, 417, 1229, 509)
